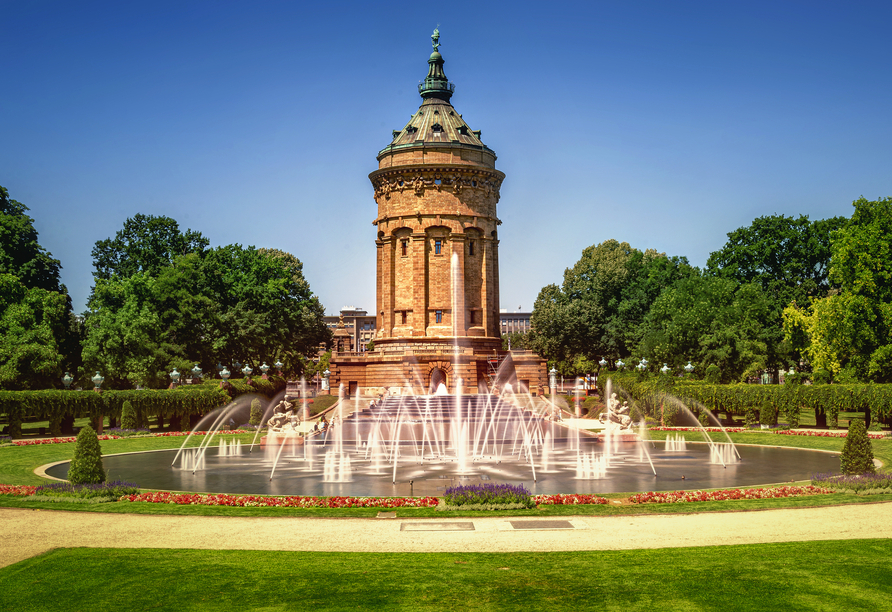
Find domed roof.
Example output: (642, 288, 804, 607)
(378, 31, 494, 159)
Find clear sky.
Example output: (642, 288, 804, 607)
(2, 1, 890, 316)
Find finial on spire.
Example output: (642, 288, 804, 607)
(431, 27, 440, 52)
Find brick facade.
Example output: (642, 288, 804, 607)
(328, 40, 546, 396)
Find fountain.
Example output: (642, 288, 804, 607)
(45, 375, 842, 498)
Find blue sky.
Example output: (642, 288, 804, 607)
(2, 1, 890, 315)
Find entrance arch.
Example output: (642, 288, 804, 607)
(429, 368, 447, 394)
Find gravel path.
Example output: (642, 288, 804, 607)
(3, 502, 891, 568)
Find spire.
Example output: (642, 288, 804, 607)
(418, 28, 455, 101)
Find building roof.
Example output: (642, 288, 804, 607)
(378, 32, 494, 158)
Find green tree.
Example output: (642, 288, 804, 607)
(706, 214, 846, 369)
(528, 240, 694, 366)
(91, 213, 208, 282)
(67, 425, 106, 484)
(0, 186, 79, 388)
(839, 419, 876, 475)
(0, 185, 62, 292)
(249, 398, 263, 426)
(120, 400, 137, 430)
(0, 274, 69, 389)
(637, 275, 772, 382)
(84, 220, 331, 387)
(784, 197, 892, 382)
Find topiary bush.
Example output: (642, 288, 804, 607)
(760, 399, 775, 427)
(67, 425, 106, 484)
(840, 419, 876, 475)
(249, 398, 263, 426)
(745, 405, 759, 428)
(704, 365, 721, 384)
(812, 368, 832, 385)
(120, 400, 137, 430)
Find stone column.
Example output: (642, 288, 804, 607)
(450, 233, 466, 337)
(411, 232, 428, 336)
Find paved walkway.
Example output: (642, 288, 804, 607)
(3, 502, 891, 568)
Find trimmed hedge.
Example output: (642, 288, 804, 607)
(599, 373, 892, 429)
(0, 377, 286, 438)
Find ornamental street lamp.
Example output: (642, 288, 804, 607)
(660, 363, 671, 375)
(616, 359, 625, 370)
(220, 367, 231, 382)
(260, 362, 270, 380)
(598, 358, 607, 368)
(636, 359, 647, 373)
(91, 371, 104, 392)
(169, 368, 180, 389)
(191, 364, 202, 383)
(549, 367, 557, 394)
(274, 360, 284, 377)
(322, 368, 331, 392)
(684, 361, 695, 374)
(241, 364, 253, 380)
(62, 372, 73, 390)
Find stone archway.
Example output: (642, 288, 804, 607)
(429, 368, 447, 394)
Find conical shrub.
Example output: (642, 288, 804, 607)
(120, 400, 137, 430)
(67, 425, 106, 484)
(249, 399, 263, 426)
(840, 419, 876, 475)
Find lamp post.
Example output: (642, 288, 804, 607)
(169, 368, 180, 389)
(616, 359, 625, 370)
(684, 361, 694, 376)
(191, 364, 202, 384)
(322, 368, 330, 393)
(660, 363, 671, 375)
(599, 357, 607, 368)
(241, 364, 253, 382)
(219, 367, 231, 388)
(636, 359, 646, 373)
(260, 362, 270, 380)
(549, 367, 557, 397)
(62, 372, 73, 390)
(274, 360, 284, 377)
(91, 371, 104, 392)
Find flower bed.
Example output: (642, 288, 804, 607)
(651, 427, 749, 433)
(7, 430, 247, 446)
(0, 484, 38, 496)
(120, 492, 439, 508)
(629, 485, 835, 504)
(533, 494, 608, 505)
(774, 430, 886, 440)
(812, 472, 892, 493)
(651, 427, 885, 439)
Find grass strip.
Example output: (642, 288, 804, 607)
(2, 541, 891, 611)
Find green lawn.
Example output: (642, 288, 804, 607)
(2, 541, 891, 611)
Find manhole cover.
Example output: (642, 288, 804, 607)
(400, 522, 475, 532)
(509, 520, 575, 530)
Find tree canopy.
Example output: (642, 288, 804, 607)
(784, 197, 892, 382)
(0, 185, 62, 292)
(83, 216, 330, 388)
(528, 240, 695, 375)
(90, 213, 208, 281)
(0, 185, 77, 389)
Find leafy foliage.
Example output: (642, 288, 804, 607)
(83, 216, 330, 388)
(90, 213, 208, 282)
(67, 425, 106, 484)
(784, 198, 892, 382)
(249, 398, 262, 426)
(529, 240, 694, 367)
(0, 185, 62, 292)
(120, 400, 137, 430)
(637, 275, 773, 382)
(839, 419, 876, 475)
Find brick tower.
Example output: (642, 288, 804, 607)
(329, 31, 546, 396)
